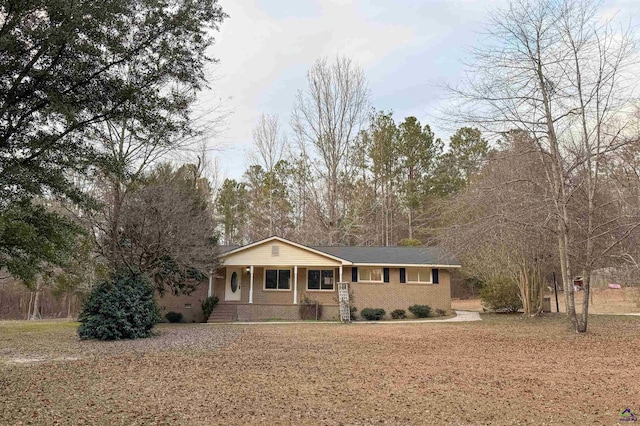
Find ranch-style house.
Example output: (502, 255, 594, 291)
(159, 236, 461, 322)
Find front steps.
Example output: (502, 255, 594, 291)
(208, 304, 237, 322)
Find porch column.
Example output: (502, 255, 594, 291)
(207, 270, 213, 297)
(249, 265, 254, 304)
(294, 266, 298, 304)
(339, 266, 343, 283)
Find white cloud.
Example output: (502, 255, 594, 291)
(198, 0, 418, 179)
(197, 0, 640, 181)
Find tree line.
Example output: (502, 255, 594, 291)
(0, 0, 227, 318)
(2, 0, 639, 334)
(216, 0, 640, 334)
(215, 59, 490, 247)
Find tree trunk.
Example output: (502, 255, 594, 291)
(30, 278, 42, 320)
(67, 290, 73, 319)
(27, 291, 33, 320)
(578, 271, 591, 332)
(109, 182, 122, 266)
(558, 223, 577, 326)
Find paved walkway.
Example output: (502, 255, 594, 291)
(207, 310, 482, 325)
(354, 310, 482, 324)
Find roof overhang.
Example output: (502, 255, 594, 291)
(351, 263, 462, 268)
(219, 236, 353, 265)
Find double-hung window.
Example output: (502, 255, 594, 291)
(264, 269, 291, 290)
(407, 268, 431, 284)
(307, 269, 334, 291)
(359, 267, 383, 282)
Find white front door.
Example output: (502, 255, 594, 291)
(225, 268, 242, 301)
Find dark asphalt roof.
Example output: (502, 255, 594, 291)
(218, 245, 240, 254)
(311, 246, 460, 266)
(218, 242, 460, 266)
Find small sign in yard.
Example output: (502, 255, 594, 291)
(608, 283, 622, 289)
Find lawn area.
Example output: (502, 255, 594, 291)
(2, 315, 640, 425)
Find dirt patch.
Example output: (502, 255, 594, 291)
(1, 316, 640, 424)
(0, 322, 245, 362)
(8, 356, 80, 364)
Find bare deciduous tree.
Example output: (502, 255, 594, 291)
(445, 0, 639, 332)
(441, 132, 556, 316)
(292, 56, 370, 244)
(117, 163, 220, 295)
(251, 113, 287, 173)
(249, 113, 288, 236)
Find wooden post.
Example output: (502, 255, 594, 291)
(294, 266, 298, 304)
(249, 265, 254, 304)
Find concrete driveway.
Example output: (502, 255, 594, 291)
(212, 310, 482, 325)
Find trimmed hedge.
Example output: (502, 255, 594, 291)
(350, 306, 358, 321)
(78, 269, 161, 340)
(165, 311, 183, 323)
(361, 308, 386, 321)
(391, 309, 406, 319)
(201, 296, 219, 322)
(408, 304, 432, 318)
(480, 277, 522, 312)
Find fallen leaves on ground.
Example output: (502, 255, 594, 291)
(1, 315, 639, 425)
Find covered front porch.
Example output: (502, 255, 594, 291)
(207, 265, 343, 321)
(208, 237, 351, 321)
(210, 264, 344, 304)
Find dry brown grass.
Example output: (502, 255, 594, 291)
(2, 316, 640, 425)
(453, 287, 640, 314)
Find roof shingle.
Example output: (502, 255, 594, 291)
(311, 246, 460, 266)
(217, 239, 460, 267)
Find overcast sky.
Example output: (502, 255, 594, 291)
(199, 0, 640, 181)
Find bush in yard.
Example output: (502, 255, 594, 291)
(201, 296, 219, 322)
(391, 309, 406, 319)
(436, 309, 447, 317)
(361, 308, 385, 321)
(350, 306, 358, 321)
(77, 269, 160, 340)
(299, 294, 323, 320)
(408, 304, 432, 318)
(480, 277, 522, 312)
(165, 311, 183, 323)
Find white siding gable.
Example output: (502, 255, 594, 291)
(223, 240, 342, 266)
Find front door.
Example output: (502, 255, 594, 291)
(225, 268, 242, 301)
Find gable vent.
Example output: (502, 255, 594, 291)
(271, 245, 280, 256)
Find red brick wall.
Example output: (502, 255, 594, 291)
(156, 281, 209, 323)
(166, 266, 453, 321)
(347, 267, 451, 318)
(235, 303, 340, 321)
(212, 267, 340, 305)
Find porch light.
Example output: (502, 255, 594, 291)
(245, 266, 251, 275)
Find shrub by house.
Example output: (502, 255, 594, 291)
(77, 269, 160, 340)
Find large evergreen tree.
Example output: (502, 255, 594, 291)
(0, 0, 226, 280)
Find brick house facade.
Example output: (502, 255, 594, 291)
(159, 236, 460, 322)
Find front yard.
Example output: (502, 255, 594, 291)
(2, 315, 640, 425)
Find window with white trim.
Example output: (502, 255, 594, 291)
(407, 268, 432, 283)
(307, 269, 334, 291)
(359, 267, 383, 282)
(265, 269, 291, 290)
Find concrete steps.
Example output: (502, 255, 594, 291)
(208, 304, 237, 322)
